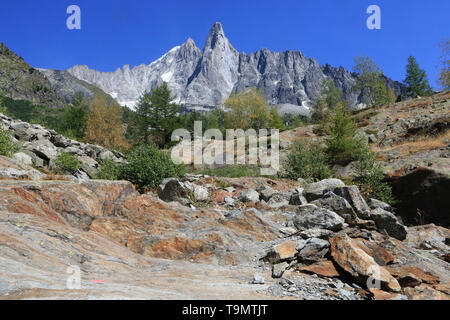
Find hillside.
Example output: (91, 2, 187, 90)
(0, 42, 63, 107)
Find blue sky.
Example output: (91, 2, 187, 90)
(1, 0, 449, 87)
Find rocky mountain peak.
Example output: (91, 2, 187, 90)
(55, 22, 406, 110)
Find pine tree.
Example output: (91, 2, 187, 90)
(135, 82, 180, 147)
(404, 56, 433, 97)
(269, 107, 285, 130)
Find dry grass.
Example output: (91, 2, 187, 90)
(372, 130, 450, 158)
(42, 174, 71, 181)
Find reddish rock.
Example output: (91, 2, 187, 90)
(386, 265, 440, 287)
(265, 240, 297, 263)
(404, 284, 450, 300)
(330, 234, 401, 292)
(369, 288, 405, 300)
(298, 260, 340, 278)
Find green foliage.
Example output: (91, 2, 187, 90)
(0, 95, 65, 129)
(59, 92, 89, 140)
(284, 140, 331, 182)
(404, 56, 433, 97)
(325, 104, 367, 165)
(312, 79, 347, 129)
(224, 88, 271, 130)
(352, 55, 394, 107)
(95, 159, 120, 180)
(135, 82, 181, 147)
(193, 165, 262, 178)
(283, 113, 306, 129)
(118, 144, 186, 193)
(354, 149, 396, 206)
(269, 107, 285, 130)
(0, 96, 8, 115)
(54, 152, 80, 174)
(0, 126, 20, 157)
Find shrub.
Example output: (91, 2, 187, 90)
(325, 105, 367, 165)
(118, 145, 186, 193)
(284, 140, 331, 182)
(54, 152, 80, 174)
(95, 159, 120, 180)
(0, 127, 21, 157)
(354, 149, 396, 206)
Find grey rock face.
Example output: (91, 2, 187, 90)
(303, 179, 346, 201)
(297, 238, 330, 263)
(294, 204, 345, 231)
(61, 23, 405, 112)
(311, 192, 358, 224)
(0, 113, 124, 178)
(239, 189, 260, 203)
(256, 185, 277, 202)
(368, 198, 393, 212)
(369, 208, 408, 240)
(272, 262, 290, 278)
(333, 185, 371, 219)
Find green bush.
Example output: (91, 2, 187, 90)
(325, 105, 367, 165)
(0, 127, 21, 157)
(284, 140, 331, 182)
(354, 150, 396, 206)
(54, 152, 81, 174)
(95, 159, 120, 180)
(118, 145, 186, 193)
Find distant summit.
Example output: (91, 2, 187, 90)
(62, 22, 405, 110)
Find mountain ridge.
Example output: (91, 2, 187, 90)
(64, 22, 406, 111)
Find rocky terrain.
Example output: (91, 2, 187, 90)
(0, 42, 125, 109)
(0, 42, 62, 107)
(0, 145, 449, 299)
(64, 22, 405, 110)
(0, 112, 125, 180)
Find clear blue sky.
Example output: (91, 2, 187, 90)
(1, 0, 449, 87)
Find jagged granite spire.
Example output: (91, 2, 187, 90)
(61, 22, 406, 110)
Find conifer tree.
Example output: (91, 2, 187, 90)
(404, 56, 433, 97)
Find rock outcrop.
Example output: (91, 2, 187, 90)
(0, 113, 124, 178)
(0, 42, 63, 107)
(0, 155, 448, 299)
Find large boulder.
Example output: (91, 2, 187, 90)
(267, 193, 290, 208)
(387, 167, 450, 227)
(256, 185, 276, 202)
(330, 234, 401, 292)
(77, 156, 99, 178)
(369, 208, 408, 240)
(294, 204, 345, 232)
(25, 139, 59, 162)
(239, 189, 260, 203)
(12, 152, 33, 166)
(333, 185, 371, 219)
(303, 179, 345, 201)
(297, 238, 330, 263)
(311, 192, 358, 225)
(264, 240, 297, 264)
